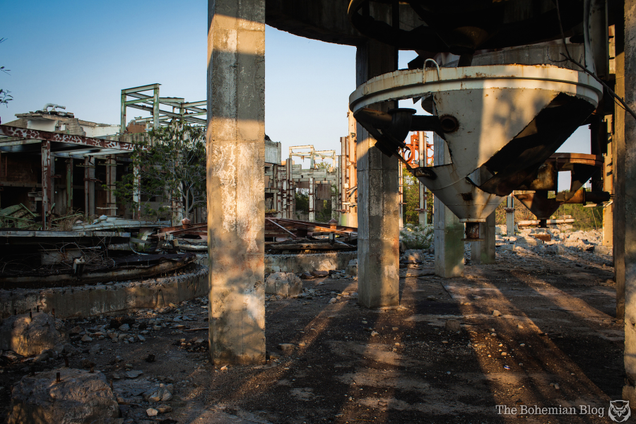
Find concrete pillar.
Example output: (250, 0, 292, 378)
(602, 116, 614, 246)
(356, 39, 400, 309)
(398, 163, 404, 228)
(106, 155, 117, 217)
(471, 212, 496, 265)
(615, 19, 626, 320)
(505, 195, 515, 236)
(84, 156, 95, 217)
(286, 158, 294, 219)
(309, 176, 315, 222)
(41, 141, 51, 229)
(623, 0, 636, 400)
(206, 0, 265, 365)
(66, 158, 73, 213)
(433, 133, 464, 277)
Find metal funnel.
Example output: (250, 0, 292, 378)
(350, 64, 603, 225)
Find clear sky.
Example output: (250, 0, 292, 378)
(0, 0, 357, 158)
(1, 0, 589, 187)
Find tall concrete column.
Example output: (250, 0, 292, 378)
(356, 39, 400, 308)
(505, 195, 515, 236)
(207, 0, 265, 365)
(433, 133, 464, 277)
(41, 141, 51, 229)
(623, 0, 636, 401)
(309, 176, 315, 222)
(106, 155, 117, 217)
(615, 20, 626, 320)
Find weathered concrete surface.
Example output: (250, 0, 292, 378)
(264, 251, 357, 274)
(0, 266, 207, 319)
(623, 0, 636, 402)
(356, 39, 400, 309)
(207, 0, 266, 365)
(615, 17, 627, 321)
(470, 215, 496, 265)
(265, 272, 302, 298)
(0, 312, 65, 357)
(433, 133, 464, 277)
(7, 368, 121, 424)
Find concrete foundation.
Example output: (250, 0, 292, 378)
(0, 266, 208, 319)
(433, 133, 464, 277)
(207, 0, 266, 365)
(623, 0, 636, 395)
(265, 251, 357, 274)
(356, 39, 400, 309)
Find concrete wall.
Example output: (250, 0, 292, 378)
(0, 266, 208, 319)
(265, 251, 356, 274)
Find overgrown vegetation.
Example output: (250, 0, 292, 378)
(1, 38, 13, 109)
(113, 120, 206, 223)
(402, 167, 433, 225)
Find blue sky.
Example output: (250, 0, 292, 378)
(0, 0, 357, 157)
(1, 0, 589, 183)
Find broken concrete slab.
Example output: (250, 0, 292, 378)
(265, 273, 303, 298)
(0, 312, 66, 357)
(7, 368, 121, 424)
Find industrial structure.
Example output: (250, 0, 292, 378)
(205, 0, 636, 406)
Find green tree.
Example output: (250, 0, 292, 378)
(402, 168, 433, 225)
(0, 38, 13, 109)
(114, 120, 206, 223)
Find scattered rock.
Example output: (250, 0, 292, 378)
(81, 335, 93, 342)
(119, 323, 130, 332)
(346, 259, 358, 277)
(146, 408, 159, 417)
(279, 343, 295, 354)
(311, 270, 329, 277)
(0, 312, 66, 357)
(6, 368, 120, 424)
(492, 310, 502, 317)
(445, 319, 461, 332)
(265, 272, 303, 298)
(33, 348, 57, 363)
(69, 326, 83, 335)
(125, 370, 143, 379)
(146, 384, 173, 402)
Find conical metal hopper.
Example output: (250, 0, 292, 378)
(349, 64, 603, 227)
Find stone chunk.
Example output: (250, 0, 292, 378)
(0, 312, 66, 357)
(7, 368, 121, 424)
(265, 272, 303, 298)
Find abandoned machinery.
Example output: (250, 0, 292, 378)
(348, 0, 611, 238)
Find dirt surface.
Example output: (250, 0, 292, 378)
(0, 236, 625, 423)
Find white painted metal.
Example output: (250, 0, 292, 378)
(349, 64, 603, 222)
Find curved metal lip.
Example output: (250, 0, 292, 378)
(349, 64, 604, 113)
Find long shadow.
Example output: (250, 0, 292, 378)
(469, 248, 624, 401)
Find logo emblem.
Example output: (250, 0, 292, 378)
(609, 400, 631, 423)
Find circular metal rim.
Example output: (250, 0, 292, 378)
(349, 64, 604, 114)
